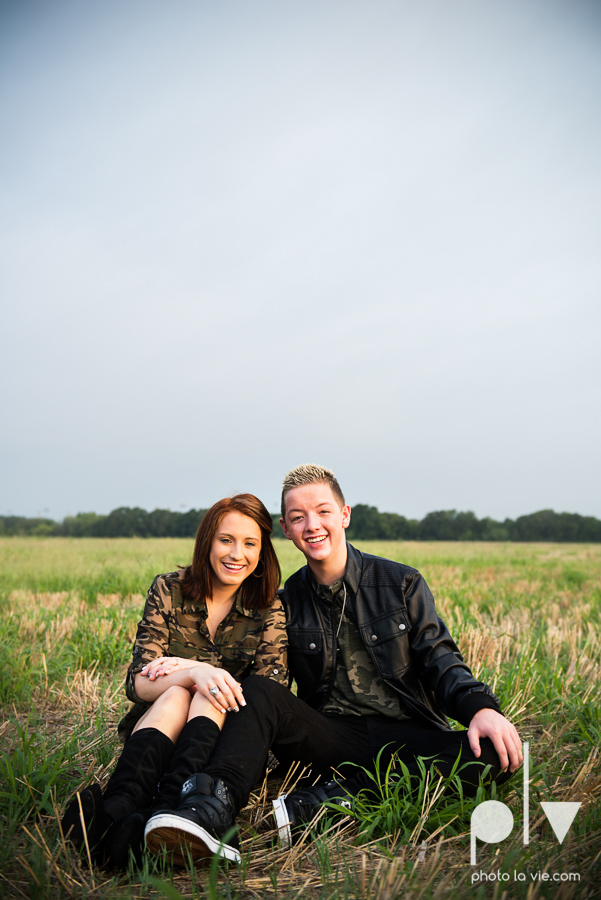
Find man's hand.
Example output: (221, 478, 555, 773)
(467, 708, 523, 773)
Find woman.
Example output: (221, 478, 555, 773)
(61, 494, 287, 869)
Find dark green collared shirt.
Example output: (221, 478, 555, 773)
(315, 575, 410, 720)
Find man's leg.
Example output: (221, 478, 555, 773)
(362, 717, 514, 796)
(273, 717, 515, 845)
(144, 676, 374, 861)
(202, 676, 374, 809)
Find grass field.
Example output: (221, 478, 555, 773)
(0, 538, 599, 899)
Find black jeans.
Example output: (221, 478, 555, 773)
(203, 677, 510, 811)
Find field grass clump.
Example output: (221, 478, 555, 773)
(0, 538, 600, 898)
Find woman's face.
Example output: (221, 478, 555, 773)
(209, 510, 262, 591)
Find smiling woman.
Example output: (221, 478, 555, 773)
(60, 493, 287, 870)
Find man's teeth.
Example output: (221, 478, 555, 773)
(307, 536, 327, 544)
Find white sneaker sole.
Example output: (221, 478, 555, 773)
(272, 795, 292, 846)
(144, 813, 241, 865)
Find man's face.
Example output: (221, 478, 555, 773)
(280, 483, 351, 564)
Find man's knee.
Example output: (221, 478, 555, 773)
(240, 675, 289, 698)
(471, 737, 515, 787)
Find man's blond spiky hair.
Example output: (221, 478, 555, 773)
(280, 464, 346, 519)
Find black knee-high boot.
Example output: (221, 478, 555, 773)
(152, 716, 221, 813)
(107, 716, 221, 868)
(102, 727, 175, 821)
(61, 727, 174, 864)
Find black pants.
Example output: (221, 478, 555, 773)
(203, 677, 510, 811)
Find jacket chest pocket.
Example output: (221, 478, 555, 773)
(359, 610, 411, 678)
(288, 629, 322, 654)
(287, 629, 324, 687)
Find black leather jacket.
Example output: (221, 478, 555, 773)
(282, 543, 500, 730)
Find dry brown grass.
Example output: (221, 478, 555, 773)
(1, 540, 600, 899)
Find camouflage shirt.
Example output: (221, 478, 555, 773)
(119, 569, 288, 740)
(316, 576, 410, 720)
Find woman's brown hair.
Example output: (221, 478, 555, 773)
(180, 494, 281, 611)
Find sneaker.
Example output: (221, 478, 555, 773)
(272, 779, 353, 846)
(144, 774, 241, 865)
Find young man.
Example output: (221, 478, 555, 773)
(145, 464, 522, 862)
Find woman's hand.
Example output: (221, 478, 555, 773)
(189, 664, 246, 715)
(140, 657, 205, 680)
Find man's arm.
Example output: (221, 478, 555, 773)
(467, 708, 523, 772)
(404, 571, 501, 724)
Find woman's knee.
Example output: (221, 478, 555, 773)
(157, 685, 192, 711)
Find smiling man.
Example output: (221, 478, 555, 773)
(145, 464, 522, 860)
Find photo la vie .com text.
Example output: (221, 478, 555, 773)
(469, 741, 582, 883)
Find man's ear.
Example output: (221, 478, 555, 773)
(342, 505, 351, 529)
(279, 517, 293, 541)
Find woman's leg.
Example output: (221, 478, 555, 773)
(132, 684, 192, 742)
(187, 690, 227, 727)
(145, 694, 225, 817)
(61, 686, 191, 864)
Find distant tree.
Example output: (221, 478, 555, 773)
(146, 509, 176, 537)
(419, 510, 461, 541)
(61, 512, 106, 536)
(346, 504, 384, 540)
(478, 517, 510, 541)
(172, 508, 207, 537)
(510, 510, 601, 542)
(0, 516, 60, 536)
(346, 505, 418, 540)
(271, 513, 285, 538)
(2, 506, 600, 542)
(99, 507, 150, 537)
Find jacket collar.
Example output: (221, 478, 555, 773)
(344, 542, 363, 595)
(303, 541, 363, 596)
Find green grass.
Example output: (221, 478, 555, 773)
(0, 538, 600, 898)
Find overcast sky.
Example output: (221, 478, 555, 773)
(1, 0, 600, 521)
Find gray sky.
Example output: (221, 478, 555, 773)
(1, 0, 600, 521)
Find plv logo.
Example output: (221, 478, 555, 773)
(470, 742, 581, 864)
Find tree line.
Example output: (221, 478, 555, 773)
(1, 504, 600, 542)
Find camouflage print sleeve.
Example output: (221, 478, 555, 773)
(252, 594, 289, 685)
(125, 575, 172, 703)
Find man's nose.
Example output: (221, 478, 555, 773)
(304, 514, 320, 531)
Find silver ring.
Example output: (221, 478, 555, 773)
(209, 686, 221, 696)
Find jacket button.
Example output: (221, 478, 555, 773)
(309, 642, 316, 650)
(371, 634, 377, 641)
(398, 623, 406, 631)
(273, 668, 279, 674)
